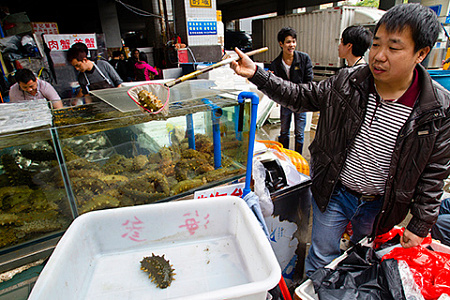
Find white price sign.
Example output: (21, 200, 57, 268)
(194, 183, 244, 199)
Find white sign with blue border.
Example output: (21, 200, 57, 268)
(188, 20, 217, 35)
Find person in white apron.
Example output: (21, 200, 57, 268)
(67, 43, 133, 155)
(83, 62, 115, 93)
(67, 42, 123, 99)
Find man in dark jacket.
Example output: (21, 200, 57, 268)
(109, 50, 128, 82)
(270, 27, 313, 154)
(231, 3, 450, 276)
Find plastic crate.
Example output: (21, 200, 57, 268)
(29, 196, 281, 300)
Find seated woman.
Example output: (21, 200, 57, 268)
(134, 53, 158, 81)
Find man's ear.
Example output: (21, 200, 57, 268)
(416, 46, 431, 64)
(279, 41, 283, 49)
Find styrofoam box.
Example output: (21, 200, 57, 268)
(294, 238, 450, 300)
(29, 196, 281, 300)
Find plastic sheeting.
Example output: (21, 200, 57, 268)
(310, 226, 450, 300)
(0, 100, 52, 134)
(382, 246, 450, 300)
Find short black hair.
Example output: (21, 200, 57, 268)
(374, 3, 440, 52)
(15, 69, 36, 84)
(139, 52, 148, 63)
(277, 27, 297, 44)
(342, 25, 373, 57)
(67, 42, 89, 62)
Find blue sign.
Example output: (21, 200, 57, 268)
(188, 21, 217, 35)
(428, 4, 442, 16)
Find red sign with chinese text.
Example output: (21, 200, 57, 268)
(32, 22, 59, 35)
(43, 34, 97, 51)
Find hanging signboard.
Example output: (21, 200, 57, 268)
(43, 34, 97, 51)
(189, 0, 211, 8)
(31, 22, 59, 35)
(184, 0, 217, 45)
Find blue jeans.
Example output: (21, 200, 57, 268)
(438, 198, 450, 215)
(279, 107, 306, 154)
(431, 198, 450, 246)
(305, 183, 383, 277)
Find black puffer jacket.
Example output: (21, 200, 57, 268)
(250, 64, 450, 237)
(269, 50, 313, 84)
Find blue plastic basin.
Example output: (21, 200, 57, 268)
(428, 70, 450, 90)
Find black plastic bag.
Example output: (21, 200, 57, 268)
(309, 244, 406, 300)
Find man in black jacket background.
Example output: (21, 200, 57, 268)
(338, 25, 373, 67)
(269, 27, 313, 154)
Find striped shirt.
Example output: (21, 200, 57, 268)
(340, 70, 420, 195)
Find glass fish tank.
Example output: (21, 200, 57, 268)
(0, 80, 250, 273)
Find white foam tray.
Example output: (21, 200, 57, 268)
(29, 196, 281, 300)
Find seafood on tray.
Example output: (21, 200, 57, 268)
(140, 253, 175, 289)
(137, 90, 163, 112)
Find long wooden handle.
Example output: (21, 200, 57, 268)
(164, 47, 268, 88)
(236, 47, 269, 58)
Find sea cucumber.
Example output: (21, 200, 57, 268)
(140, 253, 175, 288)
